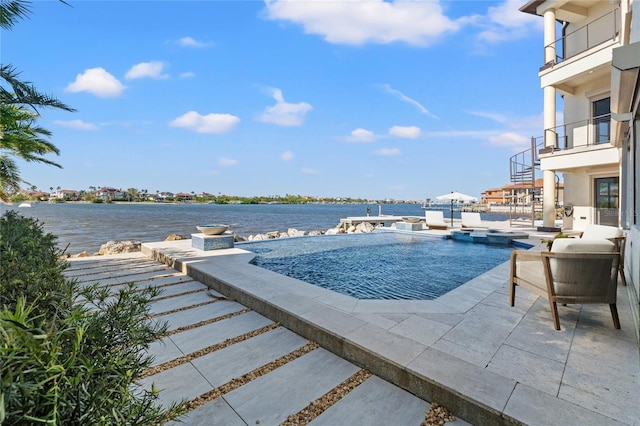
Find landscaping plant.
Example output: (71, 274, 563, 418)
(0, 211, 185, 424)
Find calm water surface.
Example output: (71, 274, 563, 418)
(1, 202, 507, 254)
(243, 233, 513, 300)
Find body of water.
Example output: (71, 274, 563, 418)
(1, 202, 508, 255)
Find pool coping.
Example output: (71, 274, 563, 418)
(142, 233, 638, 426)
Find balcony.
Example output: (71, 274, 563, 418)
(543, 9, 620, 68)
(533, 116, 619, 171)
(539, 9, 620, 91)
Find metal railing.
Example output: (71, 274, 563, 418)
(544, 9, 620, 66)
(510, 138, 542, 181)
(532, 116, 612, 153)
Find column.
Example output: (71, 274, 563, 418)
(542, 8, 557, 229)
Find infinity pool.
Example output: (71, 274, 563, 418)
(240, 233, 515, 300)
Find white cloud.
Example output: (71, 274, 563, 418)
(380, 84, 438, 119)
(346, 128, 376, 143)
(53, 119, 98, 130)
(65, 67, 125, 98)
(125, 61, 169, 80)
(169, 111, 240, 134)
(475, 0, 542, 43)
(301, 167, 320, 175)
(487, 132, 530, 148)
(257, 88, 312, 126)
(263, 0, 460, 46)
(374, 148, 402, 156)
(389, 125, 421, 139)
(467, 110, 508, 124)
(176, 36, 214, 48)
(218, 157, 239, 167)
(281, 150, 294, 161)
(467, 110, 542, 130)
(180, 71, 196, 79)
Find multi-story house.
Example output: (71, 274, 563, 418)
(96, 187, 127, 201)
(174, 192, 194, 202)
(520, 0, 639, 340)
(481, 178, 564, 206)
(53, 189, 80, 201)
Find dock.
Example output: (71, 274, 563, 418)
(339, 215, 422, 228)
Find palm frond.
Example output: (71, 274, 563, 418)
(0, 155, 22, 202)
(0, 64, 76, 112)
(0, 0, 32, 30)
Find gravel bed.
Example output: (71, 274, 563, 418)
(152, 288, 207, 302)
(164, 307, 253, 337)
(146, 298, 221, 318)
(422, 402, 456, 425)
(141, 323, 280, 379)
(185, 342, 320, 412)
(281, 369, 372, 425)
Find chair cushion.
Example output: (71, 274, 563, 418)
(551, 238, 615, 253)
(581, 224, 623, 240)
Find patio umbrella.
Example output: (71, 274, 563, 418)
(435, 191, 478, 226)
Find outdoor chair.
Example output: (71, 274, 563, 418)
(424, 211, 448, 230)
(565, 224, 627, 286)
(581, 224, 627, 286)
(509, 238, 620, 330)
(461, 212, 488, 229)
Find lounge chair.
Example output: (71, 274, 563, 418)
(509, 238, 620, 330)
(424, 211, 448, 230)
(461, 212, 488, 229)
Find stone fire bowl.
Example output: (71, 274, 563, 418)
(402, 216, 422, 223)
(196, 224, 229, 235)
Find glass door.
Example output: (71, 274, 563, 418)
(594, 177, 618, 226)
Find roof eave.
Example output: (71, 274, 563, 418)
(519, 0, 545, 16)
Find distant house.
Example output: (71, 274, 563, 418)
(481, 179, 563, 206)
(23, 190, 50, 200)
(53, 189, 80, 201)
(480, 187, 509, 205)
(156, 192, 174, 202)
(174, 192, 194, 201)
(97, 187, 126, 200)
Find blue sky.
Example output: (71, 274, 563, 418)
(3, 0, 546, 201)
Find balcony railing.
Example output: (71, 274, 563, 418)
(543, 9, 620, 66)
(534, 115, 612, 154)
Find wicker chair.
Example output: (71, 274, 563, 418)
(509, 239, 620, 330)
(566, 224, 627, 286)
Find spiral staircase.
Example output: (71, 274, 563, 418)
(509, 138, 543, 227)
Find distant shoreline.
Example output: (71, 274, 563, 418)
(9, 200, 523, 214)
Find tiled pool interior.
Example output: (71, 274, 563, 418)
(240, 233, 516, 300)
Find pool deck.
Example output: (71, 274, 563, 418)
(70, 223, 639, 425)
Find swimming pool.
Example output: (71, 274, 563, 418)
(240, 233, 515, 300)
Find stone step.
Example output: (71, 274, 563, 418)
(67, 254, 467, 426)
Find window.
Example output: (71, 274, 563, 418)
(594, 176, 618, 226)
(593, 97, 610, 144)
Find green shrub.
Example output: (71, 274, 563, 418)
(0, 211, 185, 424)
(0, 211, 71, 319)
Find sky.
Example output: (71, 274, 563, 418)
(2, 0, 548, 201)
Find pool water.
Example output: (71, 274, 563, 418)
(240, 233, 514, 300)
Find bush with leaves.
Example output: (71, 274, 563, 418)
(0, 211, 185, 424)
